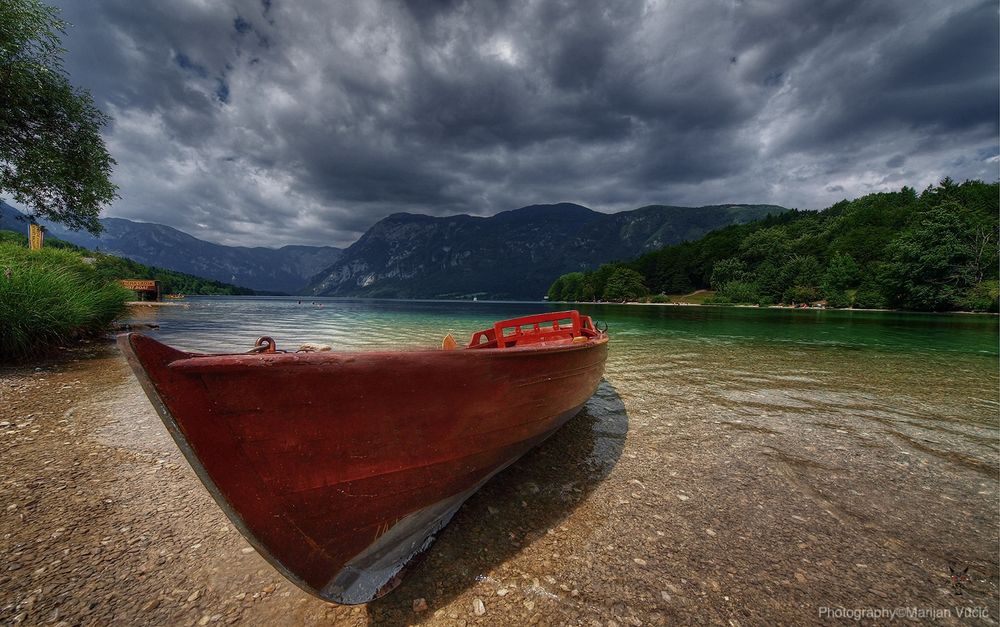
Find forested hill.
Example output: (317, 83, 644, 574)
(548, 180, 999, 312)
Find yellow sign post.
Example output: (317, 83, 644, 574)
(29, 224, 44, 250)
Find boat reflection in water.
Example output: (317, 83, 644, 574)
(119, 311, 609, 604)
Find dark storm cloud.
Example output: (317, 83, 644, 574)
(36, 0, 1000, 247)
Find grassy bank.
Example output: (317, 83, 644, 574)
(0, 236, 131, 361)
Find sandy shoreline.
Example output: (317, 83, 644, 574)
(1, 341, 997, 625)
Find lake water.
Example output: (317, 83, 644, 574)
(137, 296, 998, 356)
(123, 298, 998, 623)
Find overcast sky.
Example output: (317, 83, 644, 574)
(41, 0, 1000, 247)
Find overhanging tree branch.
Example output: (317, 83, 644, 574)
(0, 0, 116, 235)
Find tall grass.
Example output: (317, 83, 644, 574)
(0, 241, 131, 361)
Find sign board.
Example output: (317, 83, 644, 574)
(119, 279, 159, 291)
(29, 224, 44, 250)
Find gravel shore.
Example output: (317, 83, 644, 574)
(1, 341, 997, 625)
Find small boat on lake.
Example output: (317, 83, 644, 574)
(119, 310, 608, 604)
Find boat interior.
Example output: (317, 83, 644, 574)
(465, 311, 602, 349)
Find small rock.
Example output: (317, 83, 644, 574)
(524, 600, 535, 611)
(794, 572, 806, 583)
(633, 558, 647, 566)
(676, 494, 689, 501)
(488, 506, 499, 515)
(497, 588, 509, 597)
(661, 591, 671, 602)
(198, 616, 210, 626)
(412, 598, 428, 613)
(705, 528, 717, 537)
(262, 584, 276, 594)
(473, 598, 486, 616)
(187, 591, 200, 603)
(141, 598, 160, 611)
(240, 548, 254, 554)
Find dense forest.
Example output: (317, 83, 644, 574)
(0, 231, 255, 295)
(548, 180, 999, 312)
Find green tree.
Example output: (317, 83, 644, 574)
(562, 272, 585, 300)
(739, 227, 790, 265)
(546, 275, 566, 301)
(784, 254, 822, 288)
(710, 258, 750, 290)
(884, 204, 983, 310)
(1, 0, 116, 234)
(603, 267, 647, 302)
(755, 261, 790, 303)
(822, 253, 860, 293)
(821, 252, 859, 307)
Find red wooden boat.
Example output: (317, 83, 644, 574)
(119, 311, 608, 604)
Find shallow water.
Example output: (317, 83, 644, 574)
(115, 300, 1000, 622)
(139, 297, 999, 358)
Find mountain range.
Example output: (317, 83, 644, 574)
(1, 201, 786, 298)
(0, 202, 341, 293)
(306, 203, 786, 299)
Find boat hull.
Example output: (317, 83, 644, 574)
(119, 332, 607, 604)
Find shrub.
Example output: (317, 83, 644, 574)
(961, 280, 999, 312)
(825, 290, 853, 309)
(718, 280, 760, 304)
(703, 294, 731, 305)
(853, 285, 889, 309)
(783, 285, 819, 304)
(0, 243, 130, 361)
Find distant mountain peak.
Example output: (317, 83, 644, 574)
(494, 202, 595, 218)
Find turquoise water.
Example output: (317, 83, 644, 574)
(135, 297, 998, 433)
(138, 297, 997, 357)
(134, 296, 998, 437)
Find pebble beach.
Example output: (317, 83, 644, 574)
(1, 301, 997, 625)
